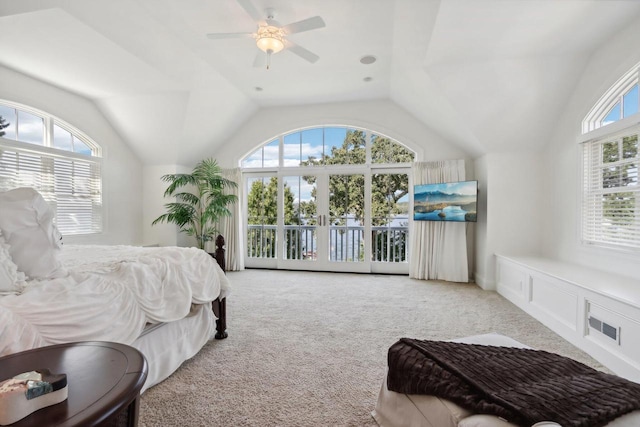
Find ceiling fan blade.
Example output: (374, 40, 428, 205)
(281, 16, 325, 35)
(253, 51, 266, 68)
(236, 0, 263, 22)
(206, 32, 254, 40)
(286, 41, 320, 64)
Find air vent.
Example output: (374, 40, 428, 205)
(602, 323, 618, 341)
(588, 316, 620, 344)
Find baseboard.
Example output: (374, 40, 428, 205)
(474, 272, 495, 291)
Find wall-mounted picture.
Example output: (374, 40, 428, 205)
(413, 180, 478, 222)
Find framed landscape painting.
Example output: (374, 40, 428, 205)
(413, 180, 478, 222)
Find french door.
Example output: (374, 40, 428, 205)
(277, 171, 369, 272)
(245, 168, 410, 274)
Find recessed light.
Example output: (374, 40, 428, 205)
(363, 76, 373, 82)
(360, 55, 377, 65)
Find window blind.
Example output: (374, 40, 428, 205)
(582, 125, 640, 249)
(0, 143, 102, 235)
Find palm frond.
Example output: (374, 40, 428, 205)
(174, 192, 200, 206)
(152, 203, 196, 227)
(161, 173, 199, 197)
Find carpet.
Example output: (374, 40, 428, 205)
(138, 269, 604, 427)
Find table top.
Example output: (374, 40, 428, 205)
(0, 341, 147, 427)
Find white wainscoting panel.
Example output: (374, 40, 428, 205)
(494, 254, 640, 383)
(530, 274, 579, 331)
(496, 258, 527, 303)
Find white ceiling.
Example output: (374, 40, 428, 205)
(1, 0, 639, 164)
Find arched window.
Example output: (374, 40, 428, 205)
(241, 126, 415, 274)
(0, 100, 102, 235)
(580, 65, 639, 250)
(583, 64, 639, 133)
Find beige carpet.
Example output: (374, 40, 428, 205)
(138, 269, 604, 427)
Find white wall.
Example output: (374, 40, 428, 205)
(142, 164, 196, 247)
(542, 18, 640, 281)
(142, 165, 179, 247)
(474, 151, 546, 289)
(211, 99, 467, 168)
(474, 155, 490, 287)
(0, 65, 143, 245)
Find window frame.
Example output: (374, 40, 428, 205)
(580, 63, 640, 252)
(583, 63, 639, 133)
(240, 125, 415, 171)
(0, 99, 103, 236)
(580, 124, 640, 252)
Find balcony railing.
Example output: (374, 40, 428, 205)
(371, 226, 408, 263)
(246, 224, 276, 258)
(247, 224, 408, 263)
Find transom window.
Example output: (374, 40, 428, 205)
(0, 101, 102, 235)
(241, 126, 415, 168)
(583, 63, 639, 133)
(581, 64, 640, 251)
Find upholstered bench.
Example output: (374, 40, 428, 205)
(371, 333, 640, 427)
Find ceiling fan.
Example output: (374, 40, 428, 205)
(206, 0, 326, 69)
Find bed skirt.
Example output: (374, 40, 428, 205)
(131, 304, 215, 393)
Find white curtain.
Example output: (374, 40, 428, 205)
(409, 159, 469, 282)
(210, 168, 245, 271)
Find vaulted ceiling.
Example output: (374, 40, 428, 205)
(1, 0, 639, 164)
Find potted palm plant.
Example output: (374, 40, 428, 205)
(152, 158, 237, 250)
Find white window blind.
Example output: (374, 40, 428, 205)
(0, 143, 102, 235)
(582, 125, 640, 249)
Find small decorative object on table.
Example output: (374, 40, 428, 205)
(0, 369, 67, 425)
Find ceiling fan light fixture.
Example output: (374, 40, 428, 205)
(255, 25, 285, 54)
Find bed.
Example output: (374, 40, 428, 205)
(372, 333, 640, 427)
(0, 187, 229, 393)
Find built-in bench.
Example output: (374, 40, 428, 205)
(495, 254, 640, 383)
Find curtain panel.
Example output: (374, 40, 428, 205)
(409, 160, 469, 282)
(211, 167, 245, 271)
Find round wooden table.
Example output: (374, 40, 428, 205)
(0, 342, 148, 426)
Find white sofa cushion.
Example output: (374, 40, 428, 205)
(0, 188, 65, 279)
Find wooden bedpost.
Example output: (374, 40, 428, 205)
(211, 234, 228, 339)
(213, 234, 226, 273)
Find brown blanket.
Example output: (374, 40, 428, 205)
(387, 338, 640, 427)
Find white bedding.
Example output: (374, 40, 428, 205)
(0, 244, 230, 357)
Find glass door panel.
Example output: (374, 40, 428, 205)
(246, 176, 278, 262)
(328, 174, 365, 263)
(371, 173, 410, 263)
(283, 175, 318, 262)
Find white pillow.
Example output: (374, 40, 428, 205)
(0, 230, 26, 295)
(0, 188, 65, 279)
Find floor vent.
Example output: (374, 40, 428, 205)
(588, 316, 620, 343)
